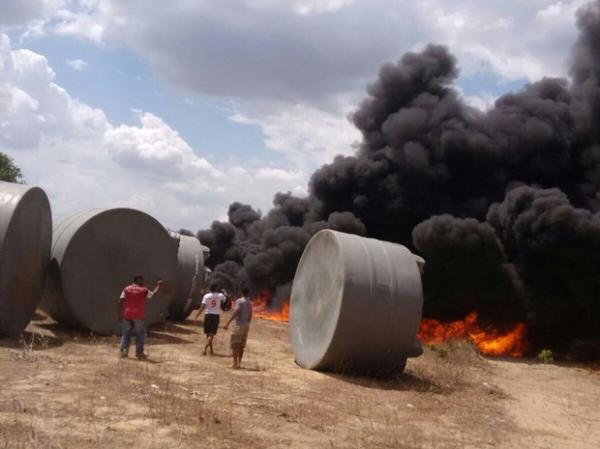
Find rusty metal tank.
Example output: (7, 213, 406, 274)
(290, 230, 424, 373)
(0, 181, 52, 336)
(41, 208, 177, 335)
(169, 233, 205, 320)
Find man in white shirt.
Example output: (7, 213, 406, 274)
(193, 283, 226, 356)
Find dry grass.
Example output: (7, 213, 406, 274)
(2, 314, 596, 449)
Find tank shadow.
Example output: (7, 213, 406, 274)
(34, 322, 113, 343)
(322, 371, 445, 393)
(151, 322, 199, 335)
(31, 322, 192, 346)
(31, 312, 46, 321)
(0, 331, 63, 350)
(184, 319, 203, 327)
(145, 330, 191, 345)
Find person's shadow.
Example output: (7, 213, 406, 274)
(145, 330, 190, 345)
(151, 322, 198, 335)
(119, 356, 161, 364)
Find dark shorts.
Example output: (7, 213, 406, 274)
(203, 314, 220, 336)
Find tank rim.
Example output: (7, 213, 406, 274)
(290, 229, 345, 369)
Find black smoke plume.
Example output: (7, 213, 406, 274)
(196, 1, 600, 357)
(487, 186, 600, 349)
(413, 215, 526, 327)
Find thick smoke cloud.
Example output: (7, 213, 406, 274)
(197, 221, 244, 267)
(195, 1, 600, 356)
(413, 215, 525, 326)
(198, 196, 366, 293)
(312, 44, 489, 243)
(487, 186, 600, 348)
(227, 202, 261, 231)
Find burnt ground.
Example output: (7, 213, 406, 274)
(0, 313, 598, 449)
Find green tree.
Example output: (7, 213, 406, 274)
(0, 152, 23, 183)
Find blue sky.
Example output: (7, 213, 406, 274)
(15, 33, 275, 166)
(0, 0, 588, 230)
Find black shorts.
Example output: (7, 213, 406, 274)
(203, 314, 220, 336)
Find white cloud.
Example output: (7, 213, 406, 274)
(19, 0, 587, 177)
(418, 0, 589, 81)
(0, 34, 106, 150)
(51, 4, 106, 43)
(0, 34, 308, 229)
(246, 0, 354, 15)
(455, 85, 498, 111)
(32, 0, 588, 104)
(222, 164, 308, 205)
(255, 167, 302, 182)
(3, 1, 596, 229)
(66, 58, 88, 71)
(230, 100, 360, 171)
(105, 112, 217, 180)
(0, 0, 63, 28)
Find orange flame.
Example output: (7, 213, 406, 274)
(249, 291, 526, 356)
(252, 290, 290, 322)
(418, 312, 528, 357)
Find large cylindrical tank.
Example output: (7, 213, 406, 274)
(290, 230, 424, 373)
(169, 234, 205, 320)
(41, 208, 177, 335)
(0, 181, 52, 336)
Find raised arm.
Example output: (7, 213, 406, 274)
(150, 279, 163, 296)
(117, 289, 126, 320)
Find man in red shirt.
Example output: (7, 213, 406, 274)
(118, 275, 162, 359)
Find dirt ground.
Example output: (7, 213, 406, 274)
(0, 313, 598, 449)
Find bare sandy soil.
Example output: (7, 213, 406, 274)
(0, 313, 598, 449)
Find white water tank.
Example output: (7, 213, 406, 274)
(0, 181, 52, 336)
(169, 234, 205, 320)
(290, 230, 424, 373)
(41, 208, 177, 335)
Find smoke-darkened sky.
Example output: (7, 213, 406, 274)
(3, 0, 600, 354)
(0, 0, 592, 230)
(197, 1, 600, 355)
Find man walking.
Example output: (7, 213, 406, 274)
(224, 287, 253, 369)
(118, 275, 162, 360)
(194, 283, 226, 355)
